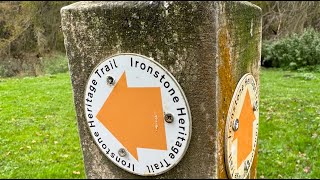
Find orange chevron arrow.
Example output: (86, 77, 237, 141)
(96, 72, 167, 161)
(233, 90, 256, 169)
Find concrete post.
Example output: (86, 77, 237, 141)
(61, 1, 262, 179)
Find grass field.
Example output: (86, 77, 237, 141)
(257, 68, 320, 179)
(0, 73, 85, 178)
(0, 68, 319, 178)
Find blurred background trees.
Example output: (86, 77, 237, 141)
(0, 1, 74, 77)
(0, 1, 320, 77)
(252, 1, 320, 40)
(251, 1, 320, 70)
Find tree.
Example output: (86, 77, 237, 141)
(251, 1, 320, 40)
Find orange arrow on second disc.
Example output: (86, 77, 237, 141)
(96, 72, 167, 161)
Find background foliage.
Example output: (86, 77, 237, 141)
(0, 1, 74, 77)
(251, 1, 320, 40)
(262, 28, 320, 70)
(1, 1, 320, 76)
(250, 1, 320, 70)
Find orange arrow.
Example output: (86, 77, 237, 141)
(233, 90, 256, 169)
(96, 72, 167, 161)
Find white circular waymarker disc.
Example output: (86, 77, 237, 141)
(83, 53, 192, 176)
(225, 73, 259, 179)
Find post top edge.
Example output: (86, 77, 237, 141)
(61, 1, 156, 12)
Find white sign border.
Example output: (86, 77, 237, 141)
(224, 73, 259, 179)
(83, 53, 193, 176)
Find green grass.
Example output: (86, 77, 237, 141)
(0, 68, 319, 178)
(0, 73, 85, 178)
(257, 68, 320, 179)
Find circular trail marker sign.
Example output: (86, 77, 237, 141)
(225, 73, 259, 179)
(83, 53, 192, 176)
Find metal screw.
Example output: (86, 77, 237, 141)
(244, 160, 250, 171)
(253, 101, 258, 111)
(164, 113, 174, 123)
(106, 76, 115, 85)
(233, 119, 239, 131)
(118, 148, 127, 157)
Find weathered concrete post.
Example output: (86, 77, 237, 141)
(61, 1, 262, 179)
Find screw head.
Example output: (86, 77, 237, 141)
(244, 160, 250, 171)
(164, 113, 174, 123)
(106, 76, 115, 85)
(233, 119, 239, 131)
(118, 148, 127, 157)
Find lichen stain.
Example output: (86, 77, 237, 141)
(217, 26, 236, 179)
